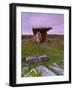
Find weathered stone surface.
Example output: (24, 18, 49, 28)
(38, 55, 48, 61)
(26, 56, 38, 61)
(22, 63, 64, 77)
(51, 63, 64, 75)
(35, 65, 56, 76)
(26, 55, 48, 64)
(26, 56, 38, 64)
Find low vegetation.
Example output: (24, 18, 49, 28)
(21, 35, 64, 77)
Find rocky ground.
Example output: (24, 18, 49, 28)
(22, 63, 64, 77)
(21, 35, 64, 77)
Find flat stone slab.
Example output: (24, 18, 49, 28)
(35, 65, 56, 76)
(26, 55, 48, 64)
(22, 63, 64, 77)
(51, 63, 64, 75)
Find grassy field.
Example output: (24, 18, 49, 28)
(21, 35, 64, 77)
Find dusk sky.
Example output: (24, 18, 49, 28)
(21, 12, 64, 35)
